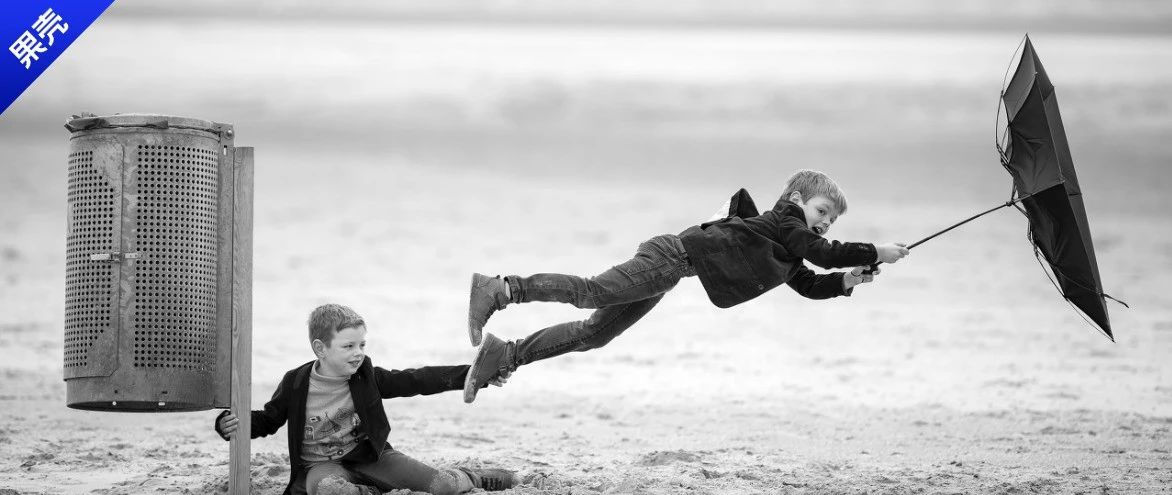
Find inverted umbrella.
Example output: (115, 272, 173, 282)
(866, 35, 1125, 341)
(997, 35, 1129, 340)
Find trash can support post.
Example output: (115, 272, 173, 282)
(229, 147, 254, 495)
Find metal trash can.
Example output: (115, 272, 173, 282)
(63, 113, 252, 412)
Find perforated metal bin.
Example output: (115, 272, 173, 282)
(64, 114, 252, 412)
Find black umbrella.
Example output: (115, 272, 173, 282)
(996, 35, 1126, 341)
(866, 35, 1125, 341)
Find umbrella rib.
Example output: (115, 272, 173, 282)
(1103, 294, 1130, 308)
(1017, 213, 1111, 296)
(1028, 238, 1130, 309)
(995, 33, 1030, 140)
(1030, 238, 1117, 342)
(1020, 215, 1127, 306)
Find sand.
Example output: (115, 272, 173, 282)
(1, 5, 1169, 494)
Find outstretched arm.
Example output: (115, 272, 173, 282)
(786, 264, 850, 299)
(376, 365, 470, 399)
(786, 264, 880, 299)
(375, 365, 512, 399)
(776, 217, 877, 270)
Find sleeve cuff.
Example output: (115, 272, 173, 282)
(864, 243, 879, 265)
(839, 272, 854, 297)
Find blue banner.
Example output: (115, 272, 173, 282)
(0, 0, 115, 116)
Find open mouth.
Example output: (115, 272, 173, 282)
(813, 226, 824, 235)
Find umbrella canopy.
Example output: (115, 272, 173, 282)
(998, 36, 1115, 340)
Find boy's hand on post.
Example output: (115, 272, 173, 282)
(218, 413, 239, 439)
(844, 266, 879, 290)
(875, 242, 910, 264)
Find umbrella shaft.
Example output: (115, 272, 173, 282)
(907, 200, 1019, 249)
(864, 194, 1033, 274)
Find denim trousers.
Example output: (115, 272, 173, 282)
(292, 446, 468, 495)
(506, 234, 695, 367)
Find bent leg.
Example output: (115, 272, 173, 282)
(512, 294, 666, 366)
(349, 448, 469, 495)
(297, 461, 350, 495)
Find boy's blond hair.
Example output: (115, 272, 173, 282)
(307, 304, 365, 346)
(781, 169, 848, 214)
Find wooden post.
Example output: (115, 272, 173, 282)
(229, 147, 254, 495)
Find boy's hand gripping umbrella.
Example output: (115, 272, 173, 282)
(866, 35, 1126, 341)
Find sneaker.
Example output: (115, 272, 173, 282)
(460, 467, 519, 491)
(464, 333, 513, 403)
(468, 273, 510, 346)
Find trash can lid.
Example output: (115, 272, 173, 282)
(64, 113, 231, 134)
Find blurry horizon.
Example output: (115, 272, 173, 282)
(106, 0, 1172, 34)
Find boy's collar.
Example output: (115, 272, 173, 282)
(308, 356, 370, 380)
(311, 360, 348, 379)
(772, 198, 807, 221)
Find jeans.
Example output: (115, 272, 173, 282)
(292, 446, 471, 495)
(506, 234, 695, 367)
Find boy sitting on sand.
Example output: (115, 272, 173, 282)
(463, 169, 909, 402)
(215, 304, 516, 495)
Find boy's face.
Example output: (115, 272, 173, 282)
(790, 192, 840, 236)
(313, 325, 367, 377)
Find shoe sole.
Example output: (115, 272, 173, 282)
(463, 334, 493, 403)
(468, 273, 486, 347)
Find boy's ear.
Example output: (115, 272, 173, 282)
(788, 191, 803, 204)
(311, 339, 327, 357)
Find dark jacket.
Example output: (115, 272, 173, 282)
(679, 189, 877, 308)
(215, 357, 468, 494)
